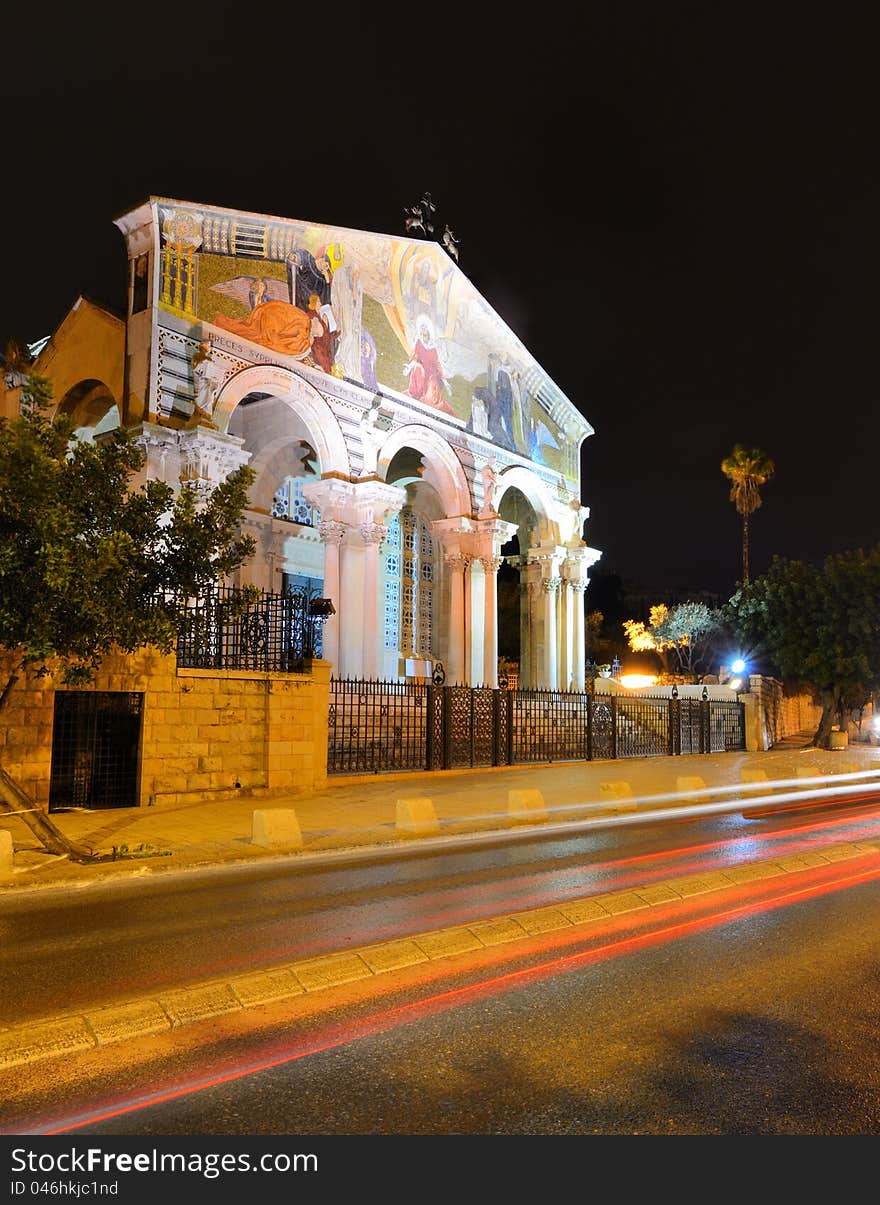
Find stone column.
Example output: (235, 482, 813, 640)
(562, 578, 575, 691)
(303, 477, 405, 681)
(176, 426, 251, 506)
(129, 423, 180, 488)
(529, 579, 542, 688)
(444, 553, 468, 686)
(466, 557, 485, 685)
(572, 582, 587, 691)
(542, 577, 560, 690)
(317, 518, 346, 672)
(360, 521, 387, 679)
(337, 529, 364, 677)
(481, 555, 503, 688)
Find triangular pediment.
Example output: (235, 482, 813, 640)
(137, 198, 592, 474)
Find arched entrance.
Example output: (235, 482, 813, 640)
(57, 378, 120, 442)
(380, 445, 446, 679)
(496, 486, 541, 687)
(228, 391, 329, 595)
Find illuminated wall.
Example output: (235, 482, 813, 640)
(153, 201, 572, 473)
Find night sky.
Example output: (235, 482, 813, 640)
(4, 4, 877, 600)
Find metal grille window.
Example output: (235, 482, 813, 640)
(381, 509, 434, 659)
(49, 692, 143, 810)
(271, 477, 319, 526)
(382, 514, 402, 652)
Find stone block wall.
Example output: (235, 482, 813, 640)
(0, 648, 330, 809)
(743, 675, 823, 751)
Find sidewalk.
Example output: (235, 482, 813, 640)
(3, 738, 879, 892)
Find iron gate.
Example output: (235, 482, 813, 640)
(49, 691, 143, 810)
(328, 679, 745, 774)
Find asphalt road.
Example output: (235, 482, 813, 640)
(4, 795, 880, 1024)
(7, 855, 880, 1136)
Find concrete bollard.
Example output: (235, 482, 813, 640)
(739, 767, 770, 798)
(796, 766, 825, 779)
(0, 829, 13, 882)
(740, 768, 769, 784)
(676, 775, 710, 804)
(251, 809, 303, 849)
(396, 797, 440, 837)
(507, 789, 548, 824)
(598, 782, 637, 813)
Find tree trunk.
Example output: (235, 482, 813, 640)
(812, 687, 839, 748)
(0, 768, 96, 861)
(742, 512, 750, 584)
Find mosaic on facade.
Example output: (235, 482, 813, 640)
(156, 202, 568, 471)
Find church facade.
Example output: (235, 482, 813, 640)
(23, 198, 602, 691)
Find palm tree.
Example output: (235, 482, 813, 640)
(721, 444, 775, 584)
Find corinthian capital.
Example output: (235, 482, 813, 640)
(445, 552, 470, 573)
(318, 518, 347, 546)
(359, 521, 387, 546)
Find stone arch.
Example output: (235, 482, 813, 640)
(57, 378, 119, 437)
(245, 434, 319, 514)
(377, 423, 470, 519)
(495, 465, 556, 538)
(214, 364, 349, 474)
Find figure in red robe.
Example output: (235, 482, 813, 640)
(307, 293, 340, 374)
(404, 320, 454, 413)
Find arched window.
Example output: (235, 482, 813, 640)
(382, 507, 434, 658)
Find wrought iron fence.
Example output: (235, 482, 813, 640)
(174, 585, 323, 673)
(328, 678, 434, 773)
(511, 689, 591, 763)
(328, 679, 745, 774)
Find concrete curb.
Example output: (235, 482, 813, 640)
(3, 837, 879, 1071)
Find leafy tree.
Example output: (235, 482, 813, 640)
(721, 444, 775, 583)
(624, 601, 726, 682)
(0, 373, 257, 859)
(623, 605, 674, 676)
(728, 548, 880, 748)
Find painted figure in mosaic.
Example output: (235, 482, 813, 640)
(307, 293, 340, 373)
(403, 318, 454, 413)
(360, 332, 378, 391)
(286, 247, 333, 311)
(330, 260, 363, 380)
(210, 274, 289, 310)
(249, 278, 270, 309)
(469, 390, 491, 438)
(214, 296, 311, 357)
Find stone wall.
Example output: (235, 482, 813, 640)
(742, 675, 823, 751)
(0, 649, 329, 810)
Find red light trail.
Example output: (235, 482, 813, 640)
(19, 852, 880, 1138)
